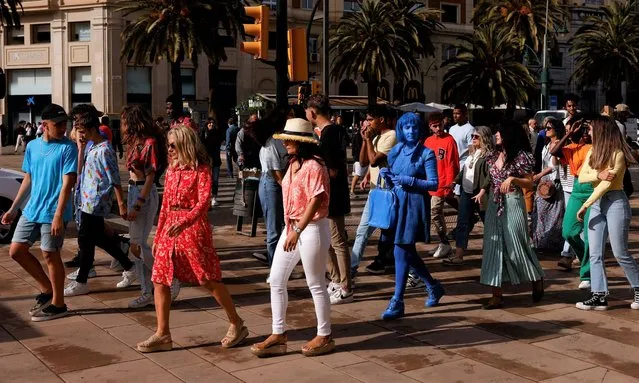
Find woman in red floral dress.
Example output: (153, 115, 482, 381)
(136, 125, 248, 353)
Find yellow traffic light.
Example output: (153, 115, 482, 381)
(287, 28, 308, 82)
(311, 80, 322, 95)
(240, 5, 269, 59)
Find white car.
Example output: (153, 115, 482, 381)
(0, 168, 28, 244)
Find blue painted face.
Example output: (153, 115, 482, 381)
(402, 123, 419, 144)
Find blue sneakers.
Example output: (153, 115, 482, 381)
(381, 297, 405, 320)
(425, 281, 445, 307)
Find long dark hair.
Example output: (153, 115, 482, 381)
(246, 106, 290, 147)
(121, 105, 168, 178)
(290, 141, 324, 167)
(497, 120, 531, 163)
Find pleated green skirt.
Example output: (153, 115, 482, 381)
(480, 191, 545, 287)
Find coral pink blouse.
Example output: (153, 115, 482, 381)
(282, 158, 330, 222)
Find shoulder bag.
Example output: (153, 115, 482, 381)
(368, 173, 398, 230)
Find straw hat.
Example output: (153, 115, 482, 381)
(273, 118, 318, 144)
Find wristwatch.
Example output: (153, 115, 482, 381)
(292, 224, 302, 234)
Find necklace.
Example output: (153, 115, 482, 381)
(468, 151, 481, 170)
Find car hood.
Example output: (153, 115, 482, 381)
(0, 168, 26, 179)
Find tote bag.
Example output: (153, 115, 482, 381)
(368, 174, 398, 230)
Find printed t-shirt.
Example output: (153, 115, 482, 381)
(369, 130, 397, 186)
(424, 133, 460, 197)
(80, 140, 121, 216)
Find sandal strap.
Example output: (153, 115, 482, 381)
(140, 334, 171, 347)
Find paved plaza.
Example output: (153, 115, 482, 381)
(1, 151, 639, 382)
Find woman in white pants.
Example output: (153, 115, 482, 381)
(251, 118, 335, 358)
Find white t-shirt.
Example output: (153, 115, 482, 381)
(461, 151, 480, 194)
(540, 144, 558, 181)
(449, 122, 475, 169)
(259, 137, 288, 173)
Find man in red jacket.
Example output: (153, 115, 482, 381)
(424, 113, 459, 258)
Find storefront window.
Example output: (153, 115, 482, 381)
(181, 68, 195, 99)
(127, 67, 152, 112)
(71, 67, 92, 105)
(70, 22, 91, 42)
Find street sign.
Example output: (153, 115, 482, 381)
(549, 95, 558, 111)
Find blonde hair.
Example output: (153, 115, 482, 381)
(470, 126, 494, 158)
(589, 116, 637, 170)
(167, 125, 211, 168)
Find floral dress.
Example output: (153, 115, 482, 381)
(151, 163, 221, 286)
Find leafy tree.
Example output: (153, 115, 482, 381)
(0, 0, 22, 29)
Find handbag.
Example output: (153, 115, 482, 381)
(368, 173, 398, 230)
(536, 170, 562, 201)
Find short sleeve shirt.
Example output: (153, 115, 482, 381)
(127, 137, 160, 176)
(80, 141, 121, 216)
(562, 143, 592, 177)
(259, 137, 288, 172)
(449, 122, 475, 168)
(369, 130, 397, 186)
(22, 137, 78, 223)
(282, 159, 330, 222)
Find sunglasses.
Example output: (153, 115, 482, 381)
(471, 134, 480, 139)
(168, 143, 176, 149)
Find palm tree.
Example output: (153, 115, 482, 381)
(119, 0, 242, 120)
(0, 0, 22, 28)
(474, 0, 568, 54)
(330, 0, 442, 107)
(570, 0, 639, 104)
(442, 24, 535, 110)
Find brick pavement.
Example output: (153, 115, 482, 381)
(2, 149, 639, 382)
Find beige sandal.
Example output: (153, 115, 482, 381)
(250, 333, 287, 358)
(221, 320, 249, 348)
(137, 334, 173, 353)
(302, 335, 335, 357)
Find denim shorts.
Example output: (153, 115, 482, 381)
(12, 215, 66, 252)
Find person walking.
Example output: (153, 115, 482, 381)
(480, 121, 545, 309)
(14, 121, 26, 154)
(531, 118, 566, 252)
(575, 116, 639, 311)
(121, 105, 174, 309)
(350, 120, 368, 197)
(225, 118, 240, 178)
(305, 95, 353, 305)
(199, 118, 224, 207)
(250, 118, 335, 357)
(63, 104, 137, 297)
(378, 113, 445, 320)
(136, 125, 248, 352)
(1, 104, 78, 321)
(424, 112, 460, 259)
(443, 126, 493, 266)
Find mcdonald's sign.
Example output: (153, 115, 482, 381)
(377, 84, 389, 100)
(404, 81, 422, 102)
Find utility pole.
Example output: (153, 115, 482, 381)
(540, 0, 550, 110)
(276, 0, 289, 107)
(322, 0, 329, 95)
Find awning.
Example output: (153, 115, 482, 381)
(255, 94, 389, 110)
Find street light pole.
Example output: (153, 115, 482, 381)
(540, 0, 550, 110)
(322, 0, 329, 95)
(276, 0, 289, 108)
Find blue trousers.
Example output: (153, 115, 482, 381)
(393, 244, 436, 300)
(258, 174, 284, 266)
(455, 191, 485, 250)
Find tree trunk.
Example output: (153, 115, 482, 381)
(170, 61, 183, 120)
(367, 79, 378, 109)
(208, 60, 220, 120)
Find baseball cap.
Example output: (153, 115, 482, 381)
(41, 104, 69, 123)
(615, 104, 630, 113)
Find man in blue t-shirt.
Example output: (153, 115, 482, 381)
(1, 104, 78, 322)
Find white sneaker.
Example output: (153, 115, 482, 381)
(327, 281, 339, 295)
(66, 268, 96, 280)
(64, 281, 89, 297)
(330, 287, 354, 305)
(170, 279, 181, 302)
(578, 280, 591, 290)
(116, 265, 138, 288)
(211, 198, 220, 207)
(128, 294, 154, 308)
(433, 244, 452, 258)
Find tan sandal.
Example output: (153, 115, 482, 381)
(137, 334, 173, 353)
(221, 320, 249, 348)
(302, 335, 335, 357)
(250, 333, 287, 358)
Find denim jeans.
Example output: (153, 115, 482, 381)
(128, 184, 159, 295)
(560, 190, 573, 257)
(350, 189, 394, 271)
(258, 174, 284, 266)
(588, 190, 639, 293)
(226, 150, 236, 177)
(455, 191, 484, 250)
(211, 166, 220, 197)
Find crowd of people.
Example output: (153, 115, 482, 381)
(1, 94, 638, 358)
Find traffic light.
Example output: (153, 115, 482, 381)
(311, 80, 322, 95)
(240, 5, 269, 59)
(297, 84, 310, 104)
(287, 28, 308, 82)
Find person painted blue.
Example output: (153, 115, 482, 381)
(379, 113, 445, 320)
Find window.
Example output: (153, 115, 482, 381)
(8, 68, 52, 95)
(219, 30, 235, 48)
(181, 68, 196, 99)
(70, 22, 91, 42)
(71, 67, 91, 105)
(302, 0, 314, 10)
(309, 36, 319, 62)
(441, 44, 458, 62)
(7, 27, 24, 45)
(550, 51, 563, 68)
(440, 4, 460, 24)
(344, 1, 361, 12)
(262, 0, 276, 9)
(31, 24, 51, 44)
(127, 67, 152, 111)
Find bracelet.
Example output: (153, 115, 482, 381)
(292, 224, 302, 234)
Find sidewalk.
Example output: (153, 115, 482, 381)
(2, 153, 639, 382)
